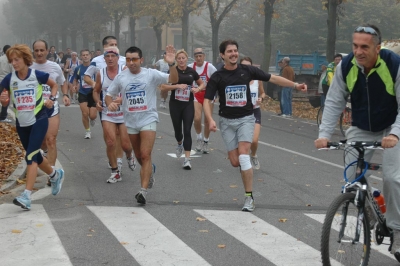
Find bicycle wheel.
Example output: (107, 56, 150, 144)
(317, 106, 324, 127)
(340, 107, 352, 136)
(321, 192, 371, 266)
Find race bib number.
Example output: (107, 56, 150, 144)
(42, 84, 51, 101)
(251, 92, 258, 108)
(126, 90, 147, 112)
(225, 85, 247, 107)
(14, 89, 35, 111)
(175, 85, 191, 102)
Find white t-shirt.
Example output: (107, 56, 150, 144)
(32, 60, 65, 99)
(107, 68, 169, 129)
(84, 55, 126, 77)
(155, 59, 169, 73)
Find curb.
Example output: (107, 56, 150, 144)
(0, 159, 26, 192)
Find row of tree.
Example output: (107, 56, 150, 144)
(3, 0, 400, 68)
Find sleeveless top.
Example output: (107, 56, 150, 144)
(100, 65, 124, 123)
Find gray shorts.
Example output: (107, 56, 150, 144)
(127, 121, 157, 134)
(219, 115, 255, 151)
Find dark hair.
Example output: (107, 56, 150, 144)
(219, 39, 239, 54)
(240, 56, 252, 65)
(32, 39, 48, 50)
(102, 36, 117, 47)
(50, 45, 55, 50)
(125, 46, 142, 58)
(80, 49, 90, 55)
(334, 53, 343, 59)
(96, 48, 101, 52)
(3, 45, 10, 54)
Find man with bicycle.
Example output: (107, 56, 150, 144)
(315, 24, 400, 261)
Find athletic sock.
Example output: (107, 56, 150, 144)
(49, 169, 57, 179)
(204, 138, 209, 143)
(245, 191, 253, 198)
(24, 189, 32, 198)
(111, 167, 118, 173)
(140, 188, 148, 196)
(86, 128, 90, 132)
(197, 133, 203, 140)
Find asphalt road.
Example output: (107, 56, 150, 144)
(0, 99, 397, 266)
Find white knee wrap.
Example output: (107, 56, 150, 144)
(239, 154, 252, 171)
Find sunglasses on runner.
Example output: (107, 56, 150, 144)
(354, 26, 381, 43)
(126, 57, 141, 63)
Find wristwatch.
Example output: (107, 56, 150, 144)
(49, 95, 56, 101)
(63, 94, 70, 98)
(168, 62, 176, 67)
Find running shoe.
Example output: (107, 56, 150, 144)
(84, 131, 91, 139)
(117, 158, 123, 174)
(183, 158, 191, 170)
(159, 101, 166, 109)
(195, 139, 202, 152)
(50, 169, 64, 196)
(176, 143, 183, 158)
(242, 196, 255, 212)
(202, 141, 210, 154)
(106, 171, 121, 183)
(251, 155, 260, 170)
(13, 191, 31, 210)
(148, 163, 156, 189)
(0, 118, 12, 123)
(135, 191, 146, 204)
(107, 161, 112, 169)
(127, 153, 136, 171)
(90, 119, 96, 127)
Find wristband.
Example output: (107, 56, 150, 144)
(293, 82, 299, 90)
(168, 62, 176, 67)
(63, 94, 70, 98)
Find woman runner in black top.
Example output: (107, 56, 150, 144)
(161, 49, 205, 170)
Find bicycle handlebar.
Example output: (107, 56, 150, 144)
(319, 140, 382, 150)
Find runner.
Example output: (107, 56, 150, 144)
(71, 49, 97, 139)
(160, 49, 205, 169)
(84, 36, 127, 170)
(93, 46, 136, 183)
(240, 57, 266, 170)
(106, 45, 178, 204)
(0, 44, 64, 210)
(64, 52, 80, 103)
(154, 52, 169, 108)
(203, 39, 307, 212)
(188, 48, 217, 154)
(32, 40, 70, 188)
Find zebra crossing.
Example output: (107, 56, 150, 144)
(0, 204, 397, 266)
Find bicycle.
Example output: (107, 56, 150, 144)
(316, 103, 352, 136)
(319, 140, 393, 265)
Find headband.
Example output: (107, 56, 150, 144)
(104, 50, 119, 57)
(194, 51, 204, 56)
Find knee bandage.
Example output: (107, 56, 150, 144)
(239, 154, 252, 171)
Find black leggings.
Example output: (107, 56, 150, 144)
(169, 100, 194, 152)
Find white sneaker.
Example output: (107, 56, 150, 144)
(159, 101, 166, 109)
(242, 196, 255, 212)
(106, 172, 121, 183)
(251, 155, 260, 170)
(0, 118, 12, 123)
(84, 131, 91, 139)
(127, 153, 136, 171)
(202, 141, 210, 154)
(117, 158, 123, 175)
(176, 143, 183, 158)
(183, 158, 191, 170)
(195, 139, 202, 152)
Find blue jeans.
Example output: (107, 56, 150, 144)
(281, 87, 292, 115)
(320, 94, 326, 107)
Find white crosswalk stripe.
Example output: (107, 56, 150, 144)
(0, 204, 73, 266)
(88, 206, 211, 266)
(1, 203, 396, 265)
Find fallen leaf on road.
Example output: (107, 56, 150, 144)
(196, 217, 206, 222)
(198, 230, 208, 233)
(217, 244, 226, 248)
(173, 200, 180, 204)
(16, 179, 26, 184)
(306, 184, 310, 187)
(121, 242, 129, 245)
(257, 179, 263, 181)
(233, 198, 237, 201)
(279, 218, 288, 223)
(262, 233, 268, 235)
(306, 204, 312, 207)
(36, 224, 44, 227)
(87, 234, 92, 237)
(325, 185, 331, 187)
(229, 185, 238, 188)
(12, 229, 22, 233)
(89, 229, 95, 232)
(252, 221, 257, 223)
(207, 189, 213, 194)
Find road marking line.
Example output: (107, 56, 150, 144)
(0, 204, 72, 266)
(195, 209, 341, 266)
(88, 206, 211, 266)
(305, 213, 395, 260)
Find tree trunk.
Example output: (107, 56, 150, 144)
(61, 32, 67, 51)
(211, 24, 219, 65)
(114, 11, 121, 43)
(262, 0, 275, 73)
(326, 0, 338, 62)
(181, 8, 190, 52)
(154, 24, 163, 59)
(129, 1, 136, 46)
(82, 34, 89, 49)
(70, 30, 77, 51)
(94, 32, 101, 50)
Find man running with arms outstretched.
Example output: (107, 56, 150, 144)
(188, 48, 217, 153)
(203, 39, 307, 212)
(106, 45, 178, 205)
